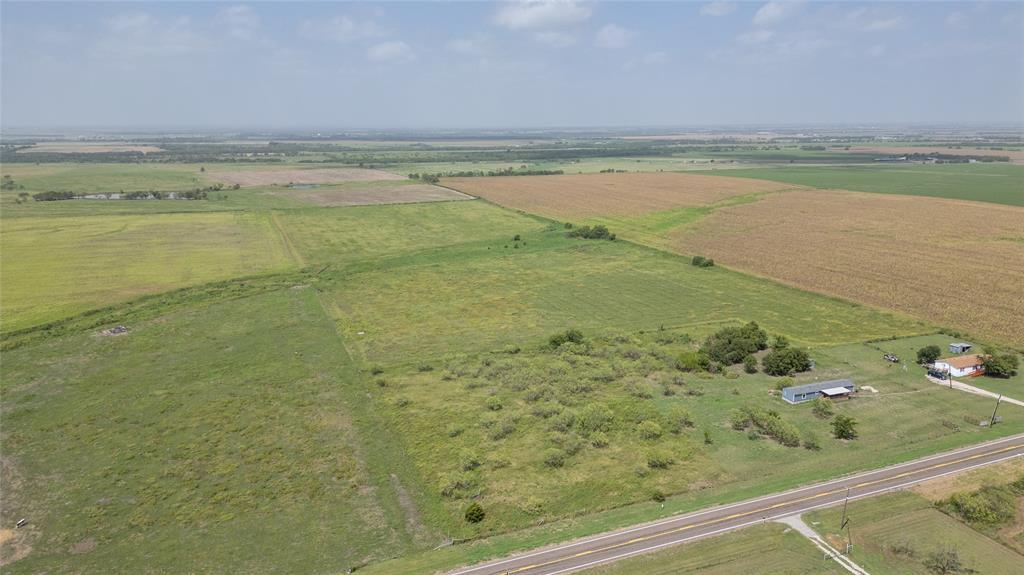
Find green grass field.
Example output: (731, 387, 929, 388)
(582, 524, 846, 575)
(1, 212, 295, 332)
(717, 163, 1024, 206)
(806, 491, 1024, 574)
(0, 288, 428, 573)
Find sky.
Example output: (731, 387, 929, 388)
(2, 1, 1023, 129)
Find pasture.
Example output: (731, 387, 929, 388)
(807, 491, 1024, 575)
(207, 167, 405, 187)
(718, 163, 1024, 206)
(274, 181, 471, 207)
(0, 288, 432, 574)
(675, 190, 1024, 347)
(0, 212, 295, 332)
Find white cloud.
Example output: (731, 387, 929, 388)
(752, 1, 803, 27)
(534, 31, 576, 48)
(595, 24, 633, 48)
(700, 1, 737, 17)
(866, 44, 886, 57)
(217, 5, 260, 41)
(946, 11, 967, 27)
(623, 51, 668, 70)
(494, 1, 591, 30)
(299, 15, 384, 42)
(447, 37, 485, 56)
(844, 8, 903, 32)
(98, 13, 204, 58)
(738, 29, 774, 44)
(367, 40, 415, 63)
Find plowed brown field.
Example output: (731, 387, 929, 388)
(673, 190, 1024, 347)
(443, 172, 800, 219)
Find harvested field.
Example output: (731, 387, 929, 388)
(443, 172, 800, 219)
(209, 168, 405, 187)
(15, 142, 164, 154)
(845, 145, 1024, 163)
(674, 190, 1024, 347)
(276, 184, 471, 207)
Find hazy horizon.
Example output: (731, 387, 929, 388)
(3, 1, 1023, 129)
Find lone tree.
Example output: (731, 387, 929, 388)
(464, 502, 485, 523)
(982, 352, 1019, 378)
(831, 414, 858, 440)
(924, 547, 970, 575)
(917, 345, 942, 365)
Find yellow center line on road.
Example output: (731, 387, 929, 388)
(497, 444, 1023, 575)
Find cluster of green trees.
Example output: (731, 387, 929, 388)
(942, 476, 1024, 527)
(762, 347, 812, 376)
(982, 352, 1019, 378)
(702, 322, 768, 365)
(1, 175, 19, 190)
(599, 168, 628, 173)
(731, 405, 801, 447)
(566, 224, 616, 241)
(31, 184, 225, 202)
(691, 255, 715, 268)
(917, 345, 942, 364)
(409, 168, 564, 181)
(692, 323, 811, 377)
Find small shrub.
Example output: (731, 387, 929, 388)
(703, 429, 713, 445)
(730, 409, 750, 430)
(917, 345, 942, 365)
(578, 404, 613, 434)
(802, 431, 821, 451)
(652, 490, 667, 502)
(647, 452, 674, 469)
(543, 448, 566, 468)
(445, 424, 464, 437)
(743, 355, 758, 374)
(691, 255, 715, 268)
(485, 396, 503, 411)
(464, 502, 485, 523)
(638, 421, 663, 440)
(370, 365, 384, 375)
(550, 410, 577, 432)
(440, 473, 475, 498)
(549, 329, 584, 349)
(811, 397, 834, 419)
(460, 451, 482, 471)
(590, 432, 609, 448)
(417, 363, 434, 372)
(831, 414, 858, 440)
(488, 417, 516, 440)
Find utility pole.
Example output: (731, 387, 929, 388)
(840, 488, 850, 531)
(989, 395, 1003, 427)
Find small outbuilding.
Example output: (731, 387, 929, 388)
(934, 354, 986, 378)
(781, 379, 856, 404)
(949, 342, 973, 354)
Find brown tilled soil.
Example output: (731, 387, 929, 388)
(443, 172, 799, 219)
(209, 168, 406, 187)
(674, 189, 1024, 347)
(276, 184, 472, 207)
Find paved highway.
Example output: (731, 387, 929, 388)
(447, 434, 1024, 575)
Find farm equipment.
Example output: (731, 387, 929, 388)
(883, 354, 900, 363)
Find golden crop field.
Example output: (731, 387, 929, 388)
(444, 172, 800, 219)
(673, 190, 1024, 347)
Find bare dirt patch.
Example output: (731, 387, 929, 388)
(16, 142, 164, 154)
(277, 184, 472, 207)
(444, 172, 799, 219)
(674, 189, 1024, 347)
(69, 538, 97, 555)
(209, 168, 405, 187)
(844, 146, 1024, 164)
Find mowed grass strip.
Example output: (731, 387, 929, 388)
(325, 229, 928, 365)
(0, 289, 423, 574)
(807, 491, 1024, 575)
(673, 189, 1024, 347)
(0, 212, 296, 332)
(580, 523, 846, 575)
(275, 199, 551, 265)
(444, 172, 799, 219)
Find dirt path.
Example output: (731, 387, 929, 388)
(926, 376, 1024, 408)
(269, 212, 306, 267)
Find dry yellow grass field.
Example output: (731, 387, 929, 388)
(444, 172, 800, 219)
(275, 184, 471, 206)
(673, 190, 1024, 347)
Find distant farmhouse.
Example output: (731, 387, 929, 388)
(933, 354, 986, 378)
(781, 379, 855, 404)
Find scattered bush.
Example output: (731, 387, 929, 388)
(831, 414, 858, 440)
(464, 502, 486, 523)
(567, 224, 615, 241)
(802, 431, 821, 450)
(811, 397, 834, 419)
(369, 365, 384, 375)
(417, 363, 434, 372)
(638, 421, 664, 440)
(677, 350, 712, 372)
(488, 417, 516, 440)
(691, 255, 715, 268)
(652, 489, 667, 502)
(440, 473, 476, 498)
(578, 404, 613, 434)
(743, 355, 758, 374)
(590, 432, 609, 448)
(923, 547, 970, 575)
(944, 485, 1016, 525)
(732, 405, 801, 447)
(646, 452, 674, 469)
(485, 396, 503, 411)
(543, 448, 566, 468)
(460, 451, 482, 471)
(549, 329, 584, 349)
(762, 348, 812, 376)
(703, 429, 713, 445)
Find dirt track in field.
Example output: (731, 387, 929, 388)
(210, 168, 405, 187)
(673, 189, 1024, 347)
(443, 172, 800, 219)
(275, 184, 472, 207)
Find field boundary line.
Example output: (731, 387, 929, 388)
(269, 210, 306, 267)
